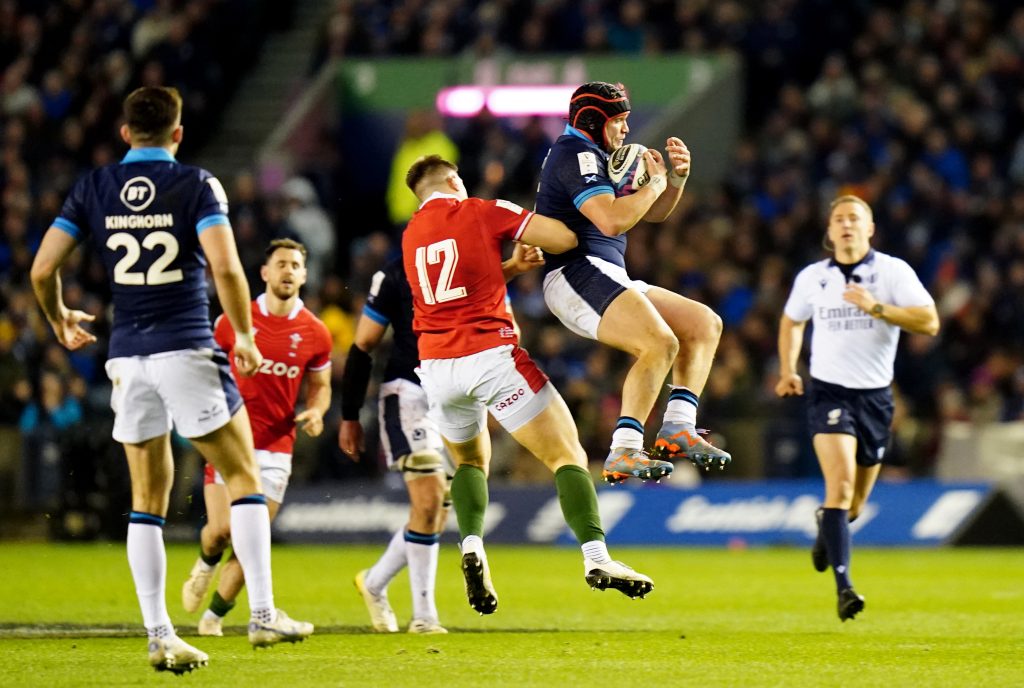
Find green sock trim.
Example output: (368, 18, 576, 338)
(555, 464, 605, 543)
(451, 464, 488, 539)
(209, 591, 235, 618)
(200, 549, 223, 567)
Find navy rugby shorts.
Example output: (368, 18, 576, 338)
(807, 378, 894, 467)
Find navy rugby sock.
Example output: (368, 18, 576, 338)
(822, 507, 853, 591)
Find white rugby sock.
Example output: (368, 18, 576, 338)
(610, 427, 644, 450)
(229, 497, 275, 616)
(406, 538, 440, 622)
(581, 540, 611, 565)
(664, 386, 698, 426)
(127, 518, 172, 634)
(365, 528, 408, 594)
(460, 534, 484, 555)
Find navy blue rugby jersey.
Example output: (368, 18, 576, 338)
(535, 124, 626, 272)
(53, 147, 230, 358)
(363, 256, 420, 385)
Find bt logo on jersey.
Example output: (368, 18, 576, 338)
(495, 388, 526, 412)
(119, 176, 157, 212)
(258, 358, 300, 379)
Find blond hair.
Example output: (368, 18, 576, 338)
(829, 194, 873, 220)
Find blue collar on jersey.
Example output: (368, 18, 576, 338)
(563, 123, 599, 147)
(121, 147, 177, 164)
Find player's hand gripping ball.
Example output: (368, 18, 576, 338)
(608, 143, 651, 197)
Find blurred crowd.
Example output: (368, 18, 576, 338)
(3, 0, 1024, 530)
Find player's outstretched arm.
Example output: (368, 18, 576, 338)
(199, 224, 261, 376)
(775, 314, 807, 397)
(338, 314, 387, 457)
(30, 227, 97, 351)
(296, 368, 332, 437)
(519, 215, 578, 254)
(580, 150, 668, 236)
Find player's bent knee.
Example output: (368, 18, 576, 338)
(631, 322, 677, 361)
(210, 527, 231, 550)
(399, 449, 445, 476)
(692, 304, 722, 341)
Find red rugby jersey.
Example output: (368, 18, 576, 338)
(402, 193, 533, 359)
(214, 294, 332, 453)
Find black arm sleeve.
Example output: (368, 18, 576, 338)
(339, 344, 373, 420)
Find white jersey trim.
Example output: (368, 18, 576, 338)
(256, 293, 304, 320)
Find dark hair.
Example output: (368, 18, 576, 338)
(568, 81, 631, 151)
(405, 154, 458, 194)
(123, 87, 182, 144)
(265, 238, 307, 262)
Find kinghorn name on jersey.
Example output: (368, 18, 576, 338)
(104, 213, 174, 229)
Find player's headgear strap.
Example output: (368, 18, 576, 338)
(568, 82, 631, 150)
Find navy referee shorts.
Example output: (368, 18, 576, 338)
(807, 378, 894, 467)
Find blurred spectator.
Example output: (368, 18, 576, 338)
(385, 109, 459, 227)
(19, 369, 83, 510)
(280, 175, 336, 294)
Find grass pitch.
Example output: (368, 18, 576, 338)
(0, 543, 1021, 687)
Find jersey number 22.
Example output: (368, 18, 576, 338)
(106, 231, 183, 286)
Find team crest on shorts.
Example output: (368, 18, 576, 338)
(827, 408, 842, 425)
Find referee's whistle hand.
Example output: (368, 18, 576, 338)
(775, 373, 804, 397)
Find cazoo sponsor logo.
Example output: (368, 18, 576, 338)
(259, 358, 300, 378)
(495, 388, 526, 411)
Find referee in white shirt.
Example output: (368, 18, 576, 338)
(775, 195, 939, 621)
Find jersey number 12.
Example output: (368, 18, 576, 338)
(414, 238, 467, 304)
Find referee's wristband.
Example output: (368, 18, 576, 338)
(234, 330, 256, 349)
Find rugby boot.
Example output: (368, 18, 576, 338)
(182, 557, 216, 613)
(148, 634, 208, 674)
(461, 551, 498, 615)
(651, 422, 731, 470)
(248, 608, 314, 647)
(837, 587, 865, 621)
(584, 559, 654, 599)
(197, 615, 223, 637)
(408, 618, 449, 634)
(354, 569, 399, 633)
(602, 447, 673, 484)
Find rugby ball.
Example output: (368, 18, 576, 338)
(608, 143, 650, 197)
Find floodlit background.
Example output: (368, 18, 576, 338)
(1, 0, 1023, 546)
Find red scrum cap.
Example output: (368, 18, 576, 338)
(568, 81, 631, 151)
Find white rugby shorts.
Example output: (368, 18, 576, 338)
(105, 348, 242, 443)
(417, 344, 553, 442)
(377, 378, 449, 472)
(207, 449, 292, 504)
(542, 256, 651, 340)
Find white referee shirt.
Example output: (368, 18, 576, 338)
(783, 250, 934, 389)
